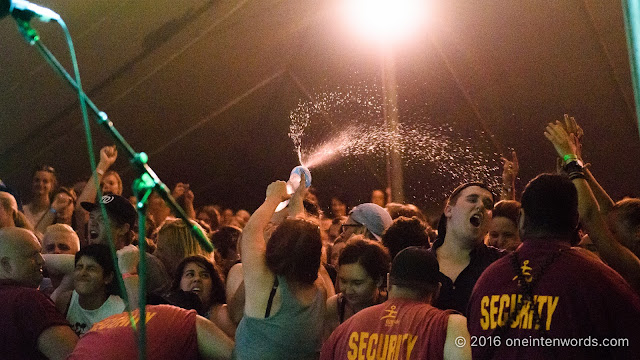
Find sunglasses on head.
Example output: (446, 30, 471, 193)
(36, 165, 55, 174)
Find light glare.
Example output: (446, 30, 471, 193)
(344, 0, 428, 44)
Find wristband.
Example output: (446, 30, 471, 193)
(96, 169, 105, 176)
(568, 172, 586, 180)
(563, 160, 585, 180)
(122, 273, 137, 279)
(563, 154, 578, 164)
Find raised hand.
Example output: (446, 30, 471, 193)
(544, 120, 579, 159)
(51, 192, 73, 212)
(116, 244, 140, 275)
(561, 114, 584, 160)
(501, 150, 519, 184)
(98, 145, 118, 169)
(290, 173, 307, 201)
(288, 173, 307, 217)
(266, 180, 290, 203)
(172, 183, 194, 203)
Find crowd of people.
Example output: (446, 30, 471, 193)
(1, 115, 640, 359)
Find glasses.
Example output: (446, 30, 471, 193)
(340, 223, 363, 234)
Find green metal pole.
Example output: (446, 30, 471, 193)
(622, 0, 640, 139)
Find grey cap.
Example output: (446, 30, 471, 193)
(348, 203, 393, 241)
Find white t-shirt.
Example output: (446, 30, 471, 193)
(67, 290, 126, 335)
(23, 203, 48, 230)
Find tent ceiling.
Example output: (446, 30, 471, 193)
(1, 0, 638, 211)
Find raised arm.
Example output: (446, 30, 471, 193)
(242, 181, 289, 273)
(500, 151, 518, 201)
(545, 119, 640, 293)
(171, 183, 196, 219)
(287, 173, 307, 218)
(225, 263, 245, 324)
(115, 244, 142, 310)
(241, 181, 289, 317)
(76, 145, 117, 208)
(561, 115, 614, 213)
(288, 174, 335, 297)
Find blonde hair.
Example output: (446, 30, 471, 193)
(43, 223, 80, 253)
(156, 219, 213, 275)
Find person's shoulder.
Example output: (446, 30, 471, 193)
(562, 247, 623, 276)
(564, 247, 637, 285)
(106, 294, 126, 310)
(227, 262, 243, 279)
(344, 301, 389, 325)
(476, 253, 512, 279)
(146, 304, 197, 320)
(468, 255, 513, 296)
(446, 313, 467, 331)
(145, 252, 172, 284)
(3, 285, 51, 302)
(480, 244, 509, 260)
(326, 293, 339, 312)
(337, 301, 385, 325)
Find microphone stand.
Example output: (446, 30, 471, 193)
(14, 18, 214, 360)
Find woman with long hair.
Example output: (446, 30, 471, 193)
(169, 255, 236, 338)
(23, 165, 57, 231)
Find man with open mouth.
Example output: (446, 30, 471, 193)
(429, 183, 505, 315)
(82, 194, 170, 294)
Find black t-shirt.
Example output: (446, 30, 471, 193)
(429, 243, 505, 315)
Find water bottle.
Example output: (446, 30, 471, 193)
(275, 165, 312, 212)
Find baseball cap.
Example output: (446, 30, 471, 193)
(81, 194, 137, 228)
(348, 203, 393, 241)
(389, 247, 440, 287)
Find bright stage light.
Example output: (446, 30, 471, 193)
(343, 0, 429, 44)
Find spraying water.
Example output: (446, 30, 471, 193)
(288, 82, 502, 204)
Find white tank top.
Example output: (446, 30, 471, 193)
(66, 290, 125, 335)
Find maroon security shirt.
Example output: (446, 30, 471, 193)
(468, 239, 640, 360)
(321, 299, 454, 360)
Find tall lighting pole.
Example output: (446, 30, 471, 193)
(342, 0, 428, 203)
(381, 49, 404, 202)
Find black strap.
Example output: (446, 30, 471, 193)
(265, 277, 279, 318)
(338, 293, 347, 323)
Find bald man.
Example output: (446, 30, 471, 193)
(0, 228, 78, 360)
(0, 191, 18, 228)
